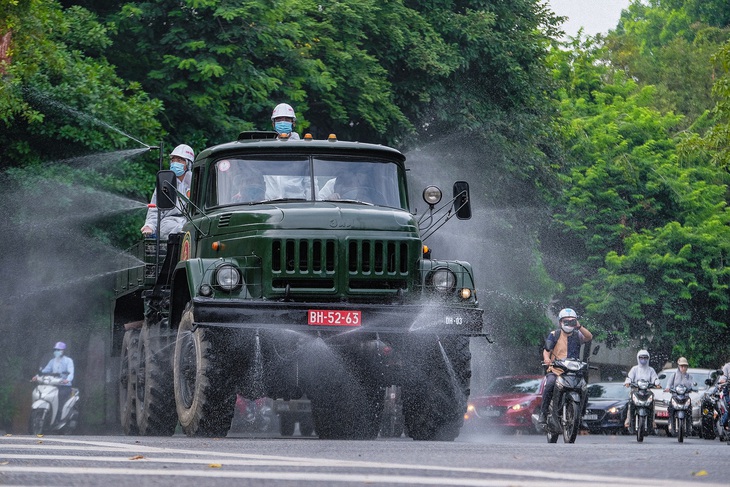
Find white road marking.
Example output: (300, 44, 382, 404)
(0, 437, 723, 487)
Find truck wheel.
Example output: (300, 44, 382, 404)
(136, 325, 177, 435)
(119, 329, 139, 435)
(402, 336, 471, 441)
(174, 304, 236, 437)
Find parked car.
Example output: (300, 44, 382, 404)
(653, 368, 721, 435)
(464, 375, 543, 434)
(582, 381, 630, 434)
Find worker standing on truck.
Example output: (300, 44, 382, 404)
(271, 103, 300, 140)
(140, 144, 195, 239)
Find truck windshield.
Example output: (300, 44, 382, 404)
(212, 156, 405, 209)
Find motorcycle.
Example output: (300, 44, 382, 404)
(669, 384, 693, 443)
(541, 358, 589, 444)
(29, 373, 80, 435)
(701, 380, 729, 441)
(629, 379, 657, 442)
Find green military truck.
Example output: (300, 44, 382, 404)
(112, 132, 484, 440)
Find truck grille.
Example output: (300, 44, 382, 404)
(270, 238, 411, 292)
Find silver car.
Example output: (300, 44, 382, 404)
(653, 368, 721, 434)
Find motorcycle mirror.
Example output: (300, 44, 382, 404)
(592, 345, 600, 356)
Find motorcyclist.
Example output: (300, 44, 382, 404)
(623, 349, 659, 434)
(717, 359, 730, 431)
(664, 356, 694, 436)
(140, 144, 195, 239)
(33, 341, 74, 422)
(271, 103, 300, 140)
(538, 308, 593, 425)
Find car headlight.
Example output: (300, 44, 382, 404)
(215, 264, 242, 291)
(607, 407, 620, 414)
(511, 401, 531, 411)
(428, 268, 456, 293)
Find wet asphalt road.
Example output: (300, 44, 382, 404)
(1, 430, 728, 486)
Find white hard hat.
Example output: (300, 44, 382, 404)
(271, 103, 296, 121)
(170, 144, 195, 164)
(558, 308, 578, 320)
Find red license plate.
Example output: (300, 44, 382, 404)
(308, 310, 362, 326)
(656, 411, 669, 418)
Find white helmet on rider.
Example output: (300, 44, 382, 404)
(271, 103, 297, 121)
(558, 308, 578, 334)
(170, 144, 195, 166)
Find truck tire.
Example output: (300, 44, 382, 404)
(136, 325, 177, 435)
(401, 335, 471, 441)
(119, 330, 139, 435)
(174, 304, 236, 437)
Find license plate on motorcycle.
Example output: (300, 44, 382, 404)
(308, 310, 362, 326)
(657, 411, 669, 418)
(583, 414, 598, 420)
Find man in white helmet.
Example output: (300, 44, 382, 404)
(623, 349, 659, 433)
(141, 144, 194, 239)
(271, 103, 300, 140)
(33, 341, 74, 422)
(538, 308, 593, 425)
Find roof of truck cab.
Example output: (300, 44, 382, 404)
(196, 136, 406, 163)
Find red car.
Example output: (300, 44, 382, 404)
(464, 375, 544, 433)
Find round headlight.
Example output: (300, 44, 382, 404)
(216, 264, 241, 291)
(429, 268, 456, 293)
(422, 186, 442, 206)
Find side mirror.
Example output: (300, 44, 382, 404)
(452, 181, 471, 220)
(156, 170, 178, 210)
(592, 345, 600, 356)
(705, 378, 713, 386)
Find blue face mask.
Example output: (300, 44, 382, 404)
(275, 121, 293, 135)
(170, 161, 186, 176)
(639, 358, 648, 365)
(54, 350, 63, 358)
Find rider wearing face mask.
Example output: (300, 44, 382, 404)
(538, 308, 593, 425)
(271, 103, 300, 140)
(623, 349, 659, 433)
(35, 342, 74, 422)
(141, 144, 195, 239)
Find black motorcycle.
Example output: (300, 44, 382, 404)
(669, 384, 693, 443)
(543, 358, 589, 444)
(701, 380, 729, 441)
(629, 379, 656, 442)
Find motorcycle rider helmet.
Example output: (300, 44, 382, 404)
(53, 342, 66, 350)
(170, 144, 195, 166)
(558, 308, 578, 333)
(271, 103, 297, 121)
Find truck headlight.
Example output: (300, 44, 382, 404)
(428, 268, 456, 293)
(215, 264, 242, 291)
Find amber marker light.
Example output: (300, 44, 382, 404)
(328, 133, 337, 142)
(212, 241, 224, 251)
(460, 288, 472, 300)
(423, 245, 429, 255)
(304, 133, 313, 140)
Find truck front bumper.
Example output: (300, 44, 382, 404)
(192, 297, 485, 336)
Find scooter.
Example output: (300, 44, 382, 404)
(539, 358, 589, 444)
(29, 372, 80, 435)
(669, 384, 692, 443)
(629, 379, 657, 442)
